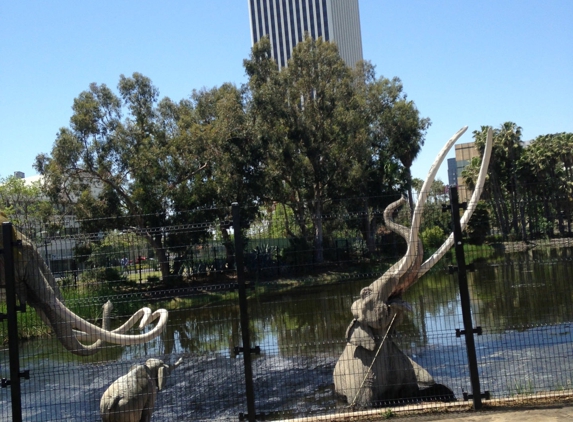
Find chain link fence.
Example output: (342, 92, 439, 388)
(1, 188, 573, 421)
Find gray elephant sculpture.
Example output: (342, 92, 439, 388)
(334, 127, 493, 407)
(100, 358, 183, 422)
(0, 215, 168, 356)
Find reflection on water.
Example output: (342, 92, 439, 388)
(1, 247, 573, 420)
(471, 246, 573, 331)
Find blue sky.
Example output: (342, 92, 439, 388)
(1, 0, 572, 183)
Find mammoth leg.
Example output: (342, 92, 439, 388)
(334, 340, 418, 407)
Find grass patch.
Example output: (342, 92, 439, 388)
(382, 409, 395, 419)
(509, 379, 536, 396)
(125, 270, 162, 283)
(0, 302, 51, 342)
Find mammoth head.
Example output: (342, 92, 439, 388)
(0, 215, 168, 357)
(144, 357, 183, 391)
(347, 127, 493, 349)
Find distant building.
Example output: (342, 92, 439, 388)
(248, 0, 363, 68)
(447, 158, 458, 187)
(453, 142, 481, 202)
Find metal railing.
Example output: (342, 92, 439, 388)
(1, 190, 573, 421)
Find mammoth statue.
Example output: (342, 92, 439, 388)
(334, 127, 493, 407)
(100, 357, 183, 422)
(0, 213, 168, 356)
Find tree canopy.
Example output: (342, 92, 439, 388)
(463, 123, 573, 239)
(0, 175, 55, 226)
(32, 38, 438, 273)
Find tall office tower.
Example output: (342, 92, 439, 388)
(248, 0, 363, 69)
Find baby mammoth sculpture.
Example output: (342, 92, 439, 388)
(0, 213, 168, 356)
(100, 358, 183, 422)
(334, 127, 493, 407)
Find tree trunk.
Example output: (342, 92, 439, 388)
(143, 232, 170, 281)
(519, 195, 528, 242)
(543, 199, 553, 237)
(220, 225, 235, 269)
(362, 200, 376, 255)
(314, 198, 324, 263)
(491, 177, 510, 237)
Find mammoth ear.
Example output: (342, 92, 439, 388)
(360, 287, 372, 300)
(157, 366, 166, 391)
(345, 320, 376, 351)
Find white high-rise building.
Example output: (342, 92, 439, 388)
(248, 0, 363, 68)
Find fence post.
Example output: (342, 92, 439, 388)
(2, 222, 24, 422)
(232, 203, 257, 422)
(448, 186, 483, 410)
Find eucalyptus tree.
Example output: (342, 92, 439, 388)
(0, 175, 56, 227)
(245, 36, 366, 263)
(385, 98, 431, 212)
(34, 73, 207, 280)
(345, 62, 405, 254)
(345, 61, 430, 254)
(172, 83, 265, 269)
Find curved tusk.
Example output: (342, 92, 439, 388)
(392, 126, 468, 290)
(418, 127, 493, 277)
(16, 231, 169, 354)
(137, 307, 154, 329)
(72, 306, 155, 342)
(54, 296, 168, 345)
(70, 300, 114, 347)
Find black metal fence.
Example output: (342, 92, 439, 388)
(1, 187, 573, 421)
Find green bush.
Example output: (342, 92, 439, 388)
(421, 226, 446, 250)
(466, 201, 490, 245)
(79, 267, 126, 284)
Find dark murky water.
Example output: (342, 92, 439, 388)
(2, 246, 573, 421)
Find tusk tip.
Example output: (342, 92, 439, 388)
(138, 308, 153, 329)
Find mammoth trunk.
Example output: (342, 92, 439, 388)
(1, 215, 169, 356)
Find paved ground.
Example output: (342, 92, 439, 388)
(380, 396, 573, 422)
(284, 395, 573, 422)
(398, 405, 573, 421)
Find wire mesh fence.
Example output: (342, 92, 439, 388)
(1, 188, 573, 421)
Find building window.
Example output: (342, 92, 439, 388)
(268, 0, 279, 62)
(315, 0, 323, 38)
(250, 0, 258, 42)
(321, 0, 329, 40)
(309, 0, 316, 38)
(262, 0, 270, 37)
(257, 0, 265, 40)
(282, 0, 291, 59)
(301, 0, 309, 34)
(295, 1, 303, 42)
(276, 1, 285, 67)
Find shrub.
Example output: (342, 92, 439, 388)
(466, 201, 490, 245)
(421, 226, 446, 250)
(79, 267, 126, 284)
